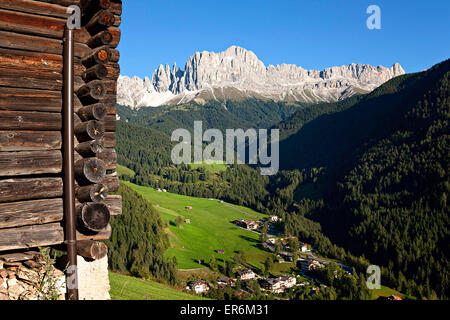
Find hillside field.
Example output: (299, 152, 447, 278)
(109, 272, 208, 300)
(122, 181, 295, 273)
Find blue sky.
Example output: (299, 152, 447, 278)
(118, 0, 450, 78)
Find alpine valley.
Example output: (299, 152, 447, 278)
(110, 46, 449, 300)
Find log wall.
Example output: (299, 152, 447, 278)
(0, 0, 122, 259)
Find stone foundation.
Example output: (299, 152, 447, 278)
(0, 257, 65, 300)
(0, 253, 110, 300)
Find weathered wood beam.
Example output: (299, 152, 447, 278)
(36, 0, 81, 8)
(76, 240, 108, 260)
(0, 198, 63, 229)
(74, 157, 106, 185)
(76, 183, 108, 203)
(76, 80, 107, 104)
(75, 139, 104, 157)
(103, 132, 116, 148)
(0, 30, 91, 58)
(0, 111, 61, 130)
(0, 0, 72, 19)
(0, 87, 82, 113)
(0, 66, 84, 90)
(77, 202, 110, 233)
(0, 47, 85, 76)
(98, 148, 117, 170)
(109, 1, 122, 16)
(100, 173, 119, 192)
(74, 120, 105, 142)
(0, 150, 62, 176)
(101, 115, 117, 132)
(0, 130, 62, 151)
(0, 8, 90, 42)
(0, 177, 62, 202)
(0, 223, 112, 251)
(85, 10, 115, 34)
(104, 195, 122, 216)
(77, 103, 107, 121)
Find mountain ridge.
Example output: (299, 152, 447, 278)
(118, 46, 405, 108)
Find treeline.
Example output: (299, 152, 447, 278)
(116, 121, 174, 173)
(117, 98, 302, 136)
(104, 184, 178, 285)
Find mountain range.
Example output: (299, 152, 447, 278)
(117, 46, 405, 108)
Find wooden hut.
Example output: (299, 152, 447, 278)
(0, 0, 123, 299)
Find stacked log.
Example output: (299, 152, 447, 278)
(0, 0, 122, 260)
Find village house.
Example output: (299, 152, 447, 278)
(260, 275, 297, 293)
(215, 249, 225, 254)
(187, 280, 209, 294)
(301, 243, 312, 252)
(233, 219, 259, 231)
(279, 252, 294, 262)
(236, 269, 256, 281)
(300, 259, 325, 273)
(217, 276, 233, 288)
(185, 219, 191, 224)
(185, 206, 193, 210)
(269, 215, 279, 222)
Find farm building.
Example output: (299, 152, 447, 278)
(187, 280, 209, 294)
(217, 276, 233, 287)
(269, 215, 279, 222)
(0, 0, 123, 300)
(259, 275, 296, 293)
(236, 269, 256, 280)
(233, 219, 259, 230)
(301, 243, 312, 252)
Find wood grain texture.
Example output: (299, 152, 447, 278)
(0, 198, 63, 229)
(0, 130, 62, 151)
(0, 223, 112, 251)
(0, 177, 62, 202)
(0, 150, 62, 176)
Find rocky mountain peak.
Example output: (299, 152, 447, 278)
(118, 46, 405, 108)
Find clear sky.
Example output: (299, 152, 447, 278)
(118, 0, 450, 78)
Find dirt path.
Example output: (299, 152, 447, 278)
(221, 202, 260, 219)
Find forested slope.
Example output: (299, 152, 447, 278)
(105, 184, 178, 285)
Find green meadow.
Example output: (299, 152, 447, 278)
(109, 272, 208, 300)
(122, 181, 286, 271)
(116, 164, 135, 179)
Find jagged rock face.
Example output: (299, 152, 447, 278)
(118, 46, 405, 108)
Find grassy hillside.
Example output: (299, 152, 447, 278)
(122, 181, 293, 273)
(109, 272, 208, 300)
(116, 164, 135, 179)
